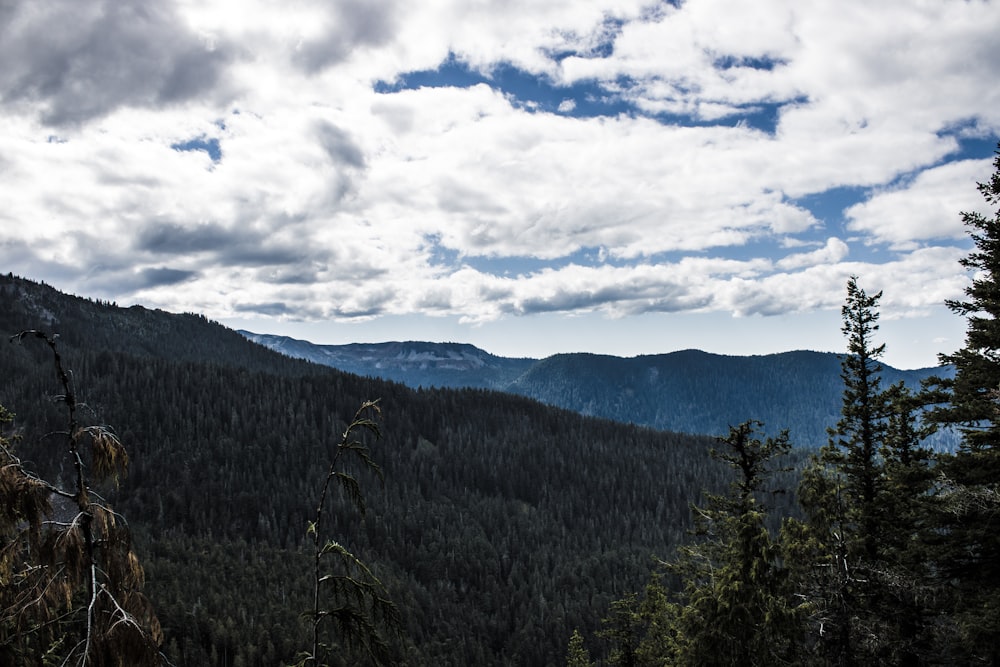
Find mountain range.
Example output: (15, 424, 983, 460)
(241, 331, 954, 448)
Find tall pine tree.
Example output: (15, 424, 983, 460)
(924, 143, 1000, 665)
(831, 276, 888, 561)
(791, 277, 937, 665)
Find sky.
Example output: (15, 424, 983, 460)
(2, 0, 999, 369)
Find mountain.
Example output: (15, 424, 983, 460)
(239, 332, 535, 389)
(242, 332, 954, 448)
(1, 273, 753, 666)
(506, 349, 954, 448)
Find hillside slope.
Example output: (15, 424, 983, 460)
(242, 331, 952, 448)
(506, 348, 950, 447)
(1, 273, 754, 666)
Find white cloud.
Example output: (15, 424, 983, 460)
(0, 0, 997, 367)
(776, 238, 849, 271)
(557, 99, 577, 113)
(845, 159, 994, 249)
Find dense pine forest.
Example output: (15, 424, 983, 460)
(0, 273, 763, 665)
(244, 332, 951, 450)
(2, 147, 999, 665)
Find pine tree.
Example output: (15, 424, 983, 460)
(651, 422, 803, 666)
(924, 143, 1000, 664)
(1, 332, 161, 666)
(565, 628, 593, 667)
(931, 143, 1000, 456)
(790, 278, 937, 665)
(599, 593, 642, 667)
(830, 276, 888, 560)
(875, 383, 939, 665)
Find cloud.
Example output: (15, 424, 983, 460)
(316, 121, 366, 169)
(360, 84, 827, 261)
(776, 238, 849, 271)
(0, 0, 233, 125)
(557, 0, 1000, 136)
(133, 267, 198, 288)
(233, 301, 295, 317)
(135, 222, 238, 255)
(290, 0, 400, 73)
(845, 159, 994, 249)
(0, 0, 996, 350)
(82, 266, 198, 297)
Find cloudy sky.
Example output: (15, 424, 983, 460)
(3, 0, 999, 369)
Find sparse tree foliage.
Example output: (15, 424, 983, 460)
(293, 400, 400, 667)
(1, 331, 161, 666)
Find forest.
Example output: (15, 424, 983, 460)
(245, 333, 952, 450)
(1, 146, 999, 665)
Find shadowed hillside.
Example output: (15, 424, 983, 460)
(2, 273, 779, 666)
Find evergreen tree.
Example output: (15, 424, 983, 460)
(649, 422, 802, 666)
(830, 276, 888, 560)
(599, 593, 642, 667)
(293, 400, 400, 667)
(924, 143, 1000, 664)
(790, 278, 938, 665)
(1, 332, 161, 666)
(566, 628, 593, 667)
(875, 382, 939, 666)
(931, 143, 1000, 456)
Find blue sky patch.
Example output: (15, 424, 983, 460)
(793, 185, 869, 230)
(171, 136, 222, 162)
(376, 56, 634, 118)
(938, 126, 998, 162)
(711, 54, 787, 71)
(375, 56, 799, 134)
(461, 246, 635, 276)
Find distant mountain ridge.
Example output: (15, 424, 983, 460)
(239, 332, 535, 388)
(240, 332, 955, 448)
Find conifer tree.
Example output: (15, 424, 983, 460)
(1, 331, 161, 665)
(923, 143, 1000, 664)
(293, 400, 400, 667)
(792, 278, 891, 665)
(565, 628, 593, 667)
(830, 276, 888, 560)
(650, 422, 802, 666)
(930, 144, 1000, 455)
(598, 593, 642, 667)
(875, 382, 938, 666)
(791, 279, 939, 665)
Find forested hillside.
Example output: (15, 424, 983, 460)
(506, 350, 951, 448)
(243, 332, 952, 449)
(1, 273, 789, 665)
